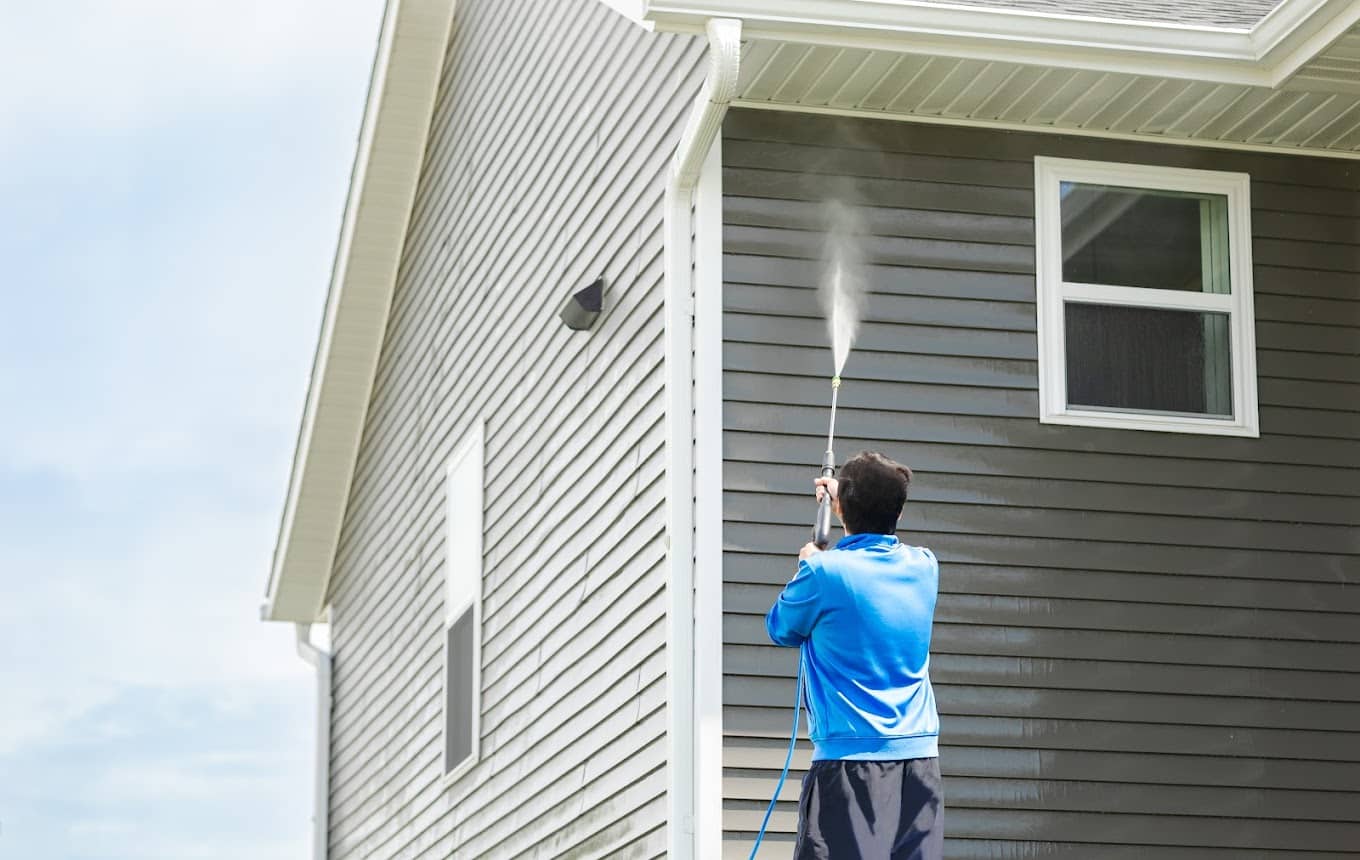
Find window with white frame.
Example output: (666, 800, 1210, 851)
(1034, 157, 1259, 436)
(444, 421, 483, 780)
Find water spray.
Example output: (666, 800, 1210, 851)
(810, 199, 866, 549)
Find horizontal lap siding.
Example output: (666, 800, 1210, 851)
(324, 1, 704, 857)
(721, 108, 1360, 859)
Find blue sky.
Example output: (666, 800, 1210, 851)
(0, 2, 383, 856)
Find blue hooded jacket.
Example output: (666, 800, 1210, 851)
(765, 533, 939, 761)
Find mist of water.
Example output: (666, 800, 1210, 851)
(818, 199, 867, 377)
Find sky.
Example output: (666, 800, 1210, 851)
(0, 2, 384, 856)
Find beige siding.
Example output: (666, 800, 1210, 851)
(323, 1, 705, 856)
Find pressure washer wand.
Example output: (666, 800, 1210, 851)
(811, 376, 841, 550)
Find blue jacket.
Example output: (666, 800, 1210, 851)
(765, 533, 939, 761)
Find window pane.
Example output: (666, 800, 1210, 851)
(445, 608, 475, 773)
(1065, 303, 1232, 417)
(446, 430, 483, 622)
(1060, 182, 1230, 294)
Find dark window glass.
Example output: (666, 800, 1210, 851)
(1060, 183, 1230, 294)
(1065, 303, 1232, 417)
(444, 607, 475, 773)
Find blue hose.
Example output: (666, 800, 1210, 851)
(749, 648, 805, 860)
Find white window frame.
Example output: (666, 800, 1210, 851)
(1034, 156, 1259, 437)
(442, 420, 484, 785)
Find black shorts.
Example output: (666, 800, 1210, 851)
(794, 757, 944, 860)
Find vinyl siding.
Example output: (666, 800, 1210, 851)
(323, 1, 705, 856)
(721, 108, 1360, 858)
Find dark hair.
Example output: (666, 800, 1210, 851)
(837, 451, 913, 535)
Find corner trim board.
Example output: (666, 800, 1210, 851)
(665, 17, 740, 860)
(692, 136, 725, 860)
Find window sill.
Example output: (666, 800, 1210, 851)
(442, 753, 480, 789)
(1041, 407, 1259, 437)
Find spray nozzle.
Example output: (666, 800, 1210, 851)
(813, 380, 840, 550)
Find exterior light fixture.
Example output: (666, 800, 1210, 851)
(559, 277, 603, 331)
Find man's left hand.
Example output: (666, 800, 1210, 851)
(799, 542, 822, 561)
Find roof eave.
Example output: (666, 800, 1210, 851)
(639, 0, 1360, 86)
(262, 0, 456, 624)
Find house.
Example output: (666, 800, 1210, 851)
(260, 0, 1360, 856)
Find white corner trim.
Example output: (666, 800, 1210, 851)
(663, 176, 697, 860)
(692, 137, 725, 860)
(641, 0, 1360, 87)
(666, 17, 740, 860)
(1033, 156, 1260, 438)
(262, 0, 456, 623)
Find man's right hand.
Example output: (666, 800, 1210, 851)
(815, 476, 839, 504)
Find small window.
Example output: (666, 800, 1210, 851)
(444, 421, 484, 781)
(1034, 157, 1258, 436)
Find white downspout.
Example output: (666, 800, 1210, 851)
(665, 17, 740, 860)
(295, 622, 331, 860)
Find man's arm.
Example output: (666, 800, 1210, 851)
(765, 547, 824, 647)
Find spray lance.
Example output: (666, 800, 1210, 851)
(811, 375, 841, 549)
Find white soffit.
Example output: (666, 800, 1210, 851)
(730, 27, 1360, 154)
(639, 0, 1360, 86)
(263, 0, 456, 623)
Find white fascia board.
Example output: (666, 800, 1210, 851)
(597, 0, 656, 28)
(640, 0, 1360, 87)
(262, 0, 456, 624)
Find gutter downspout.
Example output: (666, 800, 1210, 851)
(295, 622, 331, 860)
(665, 17, 740, 860)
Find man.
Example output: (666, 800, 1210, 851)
(765, 451, 943, 860)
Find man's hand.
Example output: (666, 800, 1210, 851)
(799, 542, 822, 561)
(815, 476, 839, 504)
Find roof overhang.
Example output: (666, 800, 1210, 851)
(262, 0, 456, 623)
(605, 0, 1360, 157)
(631, 0, 1360, 87)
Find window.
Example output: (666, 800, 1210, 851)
(1034, 157, 1259, 436)
(443, 421, 484, 781)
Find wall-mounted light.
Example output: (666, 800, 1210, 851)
(559, 277, 603, 331)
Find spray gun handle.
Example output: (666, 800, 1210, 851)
(811, 455, 836, 550)
(812, 496, 833, 550)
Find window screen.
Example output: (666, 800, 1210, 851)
(1065, 303, 1232, 417)
(444, 607, 476, 773)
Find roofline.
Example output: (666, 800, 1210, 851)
(263, 0, 1356, 624)
(262, 0, 456, 623)
(638, 0, 1360, 86)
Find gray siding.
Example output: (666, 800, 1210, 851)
(722, 108, 1360, 858)
(324, 1, 704, 857)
